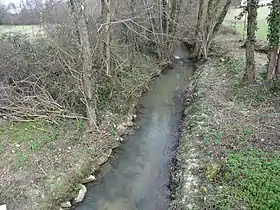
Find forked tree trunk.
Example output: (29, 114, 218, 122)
(244, 0, 258, 83)
(75, 0, 97, 127)
(195, 0, 231, 60)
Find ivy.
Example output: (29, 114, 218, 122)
(267, 0, 280, 49)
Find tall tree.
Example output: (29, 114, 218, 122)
(101, 0, 111, 75)
(267, 0, 280, 81)
(73, 0, 97, 127)
(194, 0, 205, 58)
(243, 0, 258, 83)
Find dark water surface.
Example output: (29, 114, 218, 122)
(74, 45, 194, 210)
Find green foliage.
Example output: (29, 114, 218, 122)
(206, 163, 220, 181)
(267, 0, 280, 48)
(216, 150, 280, 209)
(260, 66, 268, 80)
(225, 58, 245, 75)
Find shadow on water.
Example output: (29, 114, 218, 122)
(73, 44, 194, 210)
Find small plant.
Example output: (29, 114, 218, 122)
(75, 119, 85, 130)
(212, 149, 280, 209)
(260, 67, 268, 81)
(214, 131, 223, 145)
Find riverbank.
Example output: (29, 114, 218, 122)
(172, 34, 280, 209)
(0, 54, 161, 210)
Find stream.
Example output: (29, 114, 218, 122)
(73, 44, 194, 210)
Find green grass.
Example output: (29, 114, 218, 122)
(0, 119, 87, 169)
(0, 121, 59, 167)
(224, 6, 270, 39)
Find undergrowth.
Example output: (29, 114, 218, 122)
(185, 56, 280, 209)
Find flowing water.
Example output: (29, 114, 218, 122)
(74, 45, 194, 210)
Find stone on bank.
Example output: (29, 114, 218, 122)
(81, 175, 96, 184)
(0, 204, 7, 210)
(73, 184, 87, 204)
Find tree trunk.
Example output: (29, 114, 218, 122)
(101, 0, 111, 75)
(69, 0, 80, 43)
(267, 50, 278, 80)
(194, 0, 205, 60)
(276, 50, 280, 76)
(203, 0, 231, 59)
(75, 0, 96, 127)
(162, 0, 169, 35)
(244, 0, 257, 83)
(211, 0, 231, 38)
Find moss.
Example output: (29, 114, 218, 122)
(206, 163, 220, 181)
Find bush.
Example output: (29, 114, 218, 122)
(0, 26, 160, 121)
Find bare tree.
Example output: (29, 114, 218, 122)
(72, 0, 97, 127)
(194, 0, 231, 60)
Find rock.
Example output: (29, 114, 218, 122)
(127, 115, 133, 121)
(111, 142, 119, 149)
(60, 201, 71, 208)
(117, 137, 124, 142)
(117, 124, 126, 133)
(174, 55, 181, 59)
(0, 205, 6, 210)
(97, 153, 109, 165)
(125, 120, 133, 127)
(81, 175, 96, 184)
(73, 184, 87, 204)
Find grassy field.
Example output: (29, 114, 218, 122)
(0, 25, 41, 36)
(224, 6, 270, 40)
